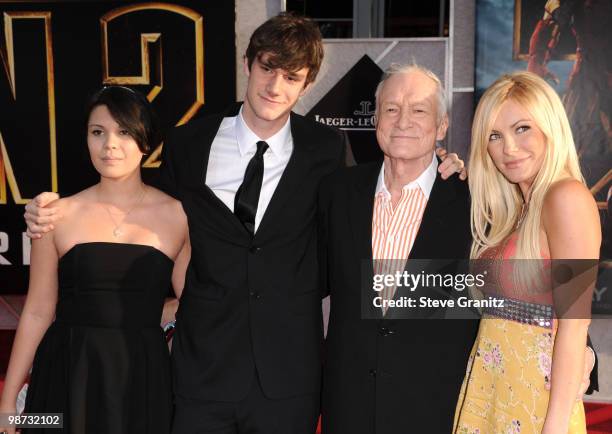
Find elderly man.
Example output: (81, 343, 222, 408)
(318, 64, 475, 433)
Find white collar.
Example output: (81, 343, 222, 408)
(235, 106, 292, 157)
(375, 151, 438, 200)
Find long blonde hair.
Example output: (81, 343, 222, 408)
(469, 71, 584, 259)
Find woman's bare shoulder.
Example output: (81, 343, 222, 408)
(51, 187, 98, 220)
(542, 178, 599, 242)
(543, 179, 595, 219)
(144, 186, 186, 220)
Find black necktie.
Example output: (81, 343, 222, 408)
(234, 140, 269, 235)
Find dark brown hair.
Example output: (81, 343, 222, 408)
(86, 86, 160, 154)
(246, 12, 324, 85)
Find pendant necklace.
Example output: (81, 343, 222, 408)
(100, 185, 147, 237)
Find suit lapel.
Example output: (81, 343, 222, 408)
(183, 103, 242, 189)
(255, 113, 311, 240)
(186, 104, 247, 236)
(386, 164, 459, 319)
(348, 163, 381, 319)
(409, 167, 457, 259)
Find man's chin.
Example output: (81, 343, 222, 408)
(384, 148, 434, 162)
(254, 107, 290, 122)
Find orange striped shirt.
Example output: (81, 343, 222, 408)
(372, 153, 437, 313)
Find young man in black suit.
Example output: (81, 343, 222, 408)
(24, 14, 465, 434)
(156, 14, 342, 433)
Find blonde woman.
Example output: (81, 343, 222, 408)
(454, 71, 600, 433)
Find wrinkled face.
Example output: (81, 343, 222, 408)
(87, 105, 143, 179)
(487, 99, 547, 193)
(243, 52, 310, 125)
(376, 71, 448, 163)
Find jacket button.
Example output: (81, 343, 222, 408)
(249, 246, 261, 254)
(380, 327, 395, 336)
(369, 369, 377, 377)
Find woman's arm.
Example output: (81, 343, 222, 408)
(541, 180, 601, 433)
(0, 229, 59, 415)
(161, 221, 190, 346)
(162, 214, 190, 324)
(161, 234, 190, 328)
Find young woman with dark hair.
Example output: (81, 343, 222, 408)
(0, 86, 189, 434)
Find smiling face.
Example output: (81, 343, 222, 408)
(486, 99, 547, 196)
(87, 104, 144, 180)
(242, 52, 310, 134)
(375, 70, 448, 164)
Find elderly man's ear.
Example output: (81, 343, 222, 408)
(436, 114, 449, 141)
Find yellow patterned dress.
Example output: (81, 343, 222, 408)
(453, 233, 586, 434)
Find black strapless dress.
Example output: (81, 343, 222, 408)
(23, 242, 173, 433)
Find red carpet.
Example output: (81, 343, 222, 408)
(586, 402, 612, 433)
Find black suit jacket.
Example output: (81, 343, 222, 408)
(157, 104, 345, 401)
(318, 161, 479, 434)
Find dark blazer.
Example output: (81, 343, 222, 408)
(318, 161, 479, 434)
(157, 104, 345, 401)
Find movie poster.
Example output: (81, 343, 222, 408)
(476, 0, 611, 313)
(0, 1, 236, 294)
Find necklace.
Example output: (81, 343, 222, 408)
(99, 185, 147, 237)
(515, 202, 528, 230)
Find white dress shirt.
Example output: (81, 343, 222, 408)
(374, 151, 438, 200)
(205, 107, 293, 232)
(372, 151, 438, 313)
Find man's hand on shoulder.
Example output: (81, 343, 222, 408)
(436, 147, 467, 180)
(24, 192, 61, 239)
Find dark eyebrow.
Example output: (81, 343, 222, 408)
(288, 71, 306, 79)
(88, 124, 104, 128)
(511, 119, 531, 127)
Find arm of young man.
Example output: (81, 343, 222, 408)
(24, 192, 62, 239)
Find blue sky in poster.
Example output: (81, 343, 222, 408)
(475, 0, 572, 98)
